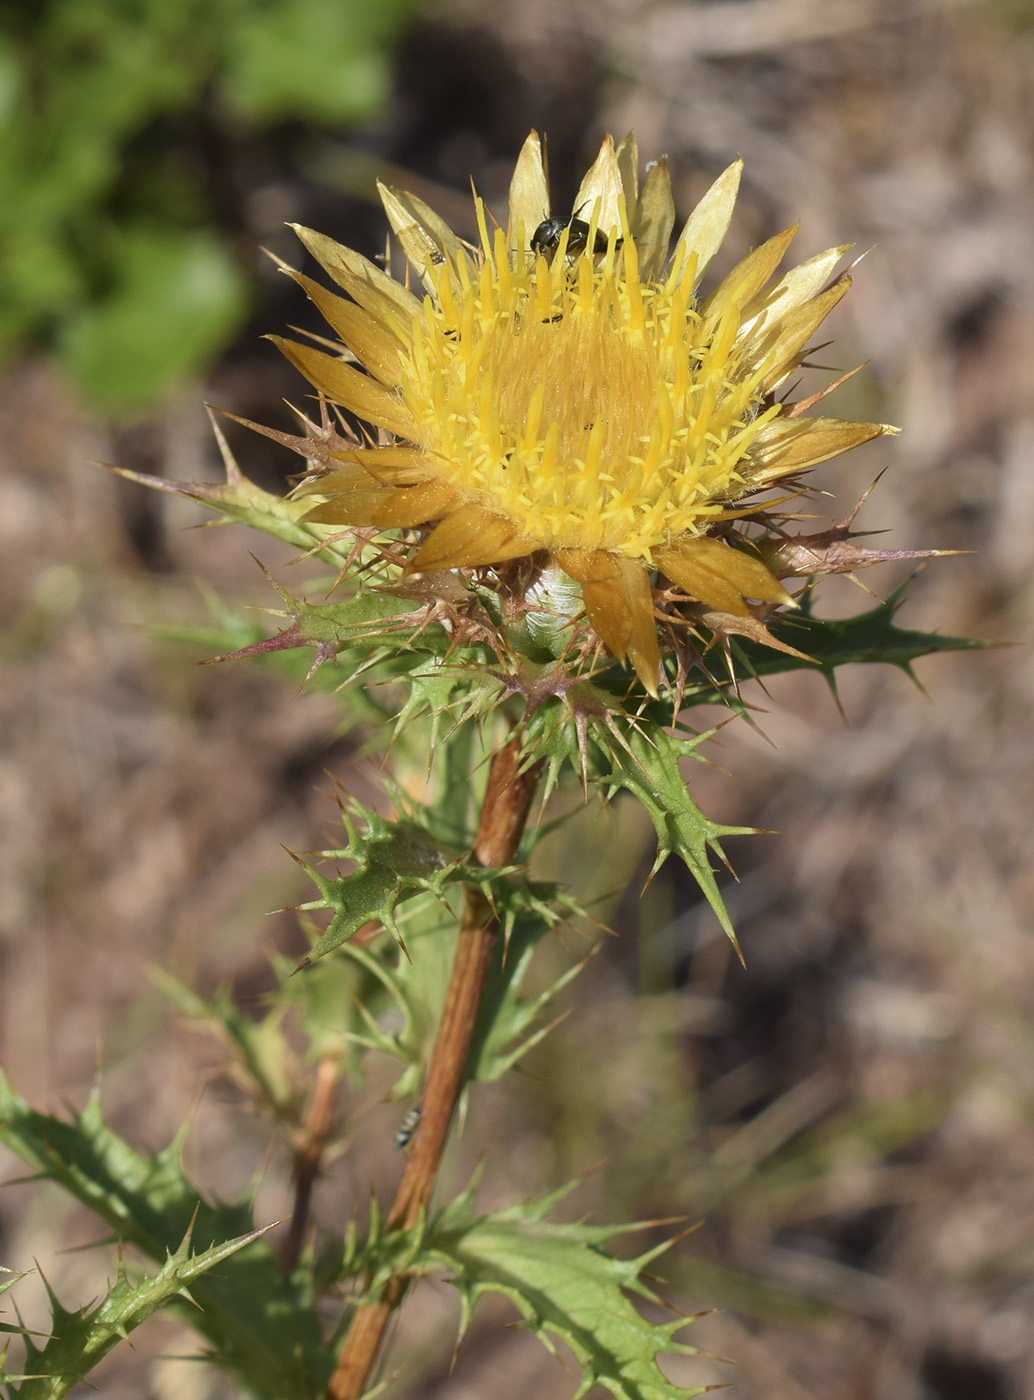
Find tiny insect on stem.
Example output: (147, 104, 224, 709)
(393, 1106, 421, 1150)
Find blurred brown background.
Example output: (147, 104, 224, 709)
(3, 0, 1034, 1396)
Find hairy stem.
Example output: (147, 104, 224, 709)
(325, 734, 542, 1400)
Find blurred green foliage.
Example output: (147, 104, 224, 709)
(988, 0, 1034, 32)
(0, 0, 417, 413)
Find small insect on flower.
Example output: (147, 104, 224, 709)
(530, 207, 613, 264)
(394, 1107, 421, 1150)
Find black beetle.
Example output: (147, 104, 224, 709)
(530, 208, 615, 264)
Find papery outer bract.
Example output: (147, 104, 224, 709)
(275, 131, 896, 695)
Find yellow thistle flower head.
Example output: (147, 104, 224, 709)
(273, 131, 896, 696)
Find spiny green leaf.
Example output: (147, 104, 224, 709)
(338, 1195, 429, 1296)
(294, 796, 471, 966)
(596, 720, 752, 940)
(154, 567, 508, 750)
(312, 894, 453, 1100)
(527, 701, 751, 952)
(421, 1183, 711, 1400)
(295, 790, 574, 970)
(683, 576, 991, 706)
(201, 570, 420, 674)
(324, 875, 589, 1098)
(469, 887, 593, 1082)
(11, 1223, 269, 1399)
(0, 1074, 328, 1400)
(0, 1268, 36, 1350)
(388, 656, 507, 761)
(105, 456, 350, 561)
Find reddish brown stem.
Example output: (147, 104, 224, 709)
(283, 1052, 340, 1274)
(325, 735, 542, 1400)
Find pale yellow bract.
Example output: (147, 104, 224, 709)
(273, 131, 895, 695)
